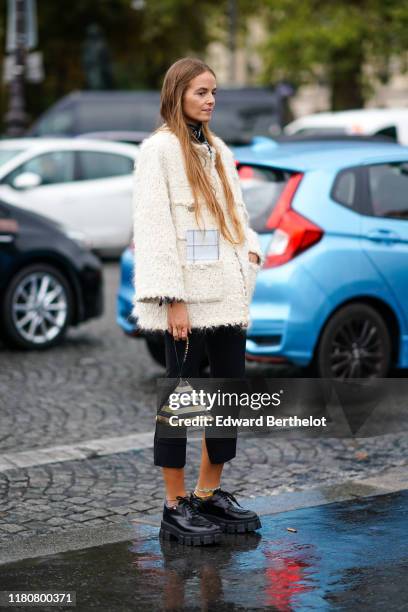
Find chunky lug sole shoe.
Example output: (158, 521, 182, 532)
(200, 514, 262, 534)
(159, 496, 222, 546)
(191, 489, 262, 534)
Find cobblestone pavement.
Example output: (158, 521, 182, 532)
(0, 434, 408, 542)
(0, 262, 407, 544)
(0, 262, 158, 453)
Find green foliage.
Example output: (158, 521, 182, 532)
(257, 0, 408, 109)
(2, 0, 406, 125)
(0, 0, 226, 129)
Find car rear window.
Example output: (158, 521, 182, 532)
(332, 169, 357, 208)
(368, 162, 408, 219)
(237, 164, 293, 232)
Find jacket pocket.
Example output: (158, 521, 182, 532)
(182, 260, 224, 303)
(247, 260, 261, 300)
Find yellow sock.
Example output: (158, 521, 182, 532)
(194, 486, 218, 499)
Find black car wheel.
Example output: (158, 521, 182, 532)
(2, 263, 73, 350)
(315, 303, 391, 379)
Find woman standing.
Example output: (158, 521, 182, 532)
(132, 57, 263, 545)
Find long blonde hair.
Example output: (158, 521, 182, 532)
(158, 57, 245, 245)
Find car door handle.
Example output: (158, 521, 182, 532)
(365, 229, 401, 243)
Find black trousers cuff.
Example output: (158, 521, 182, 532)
(153, 434, 237, 468)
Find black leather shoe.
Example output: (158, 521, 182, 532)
(191, 489, 262, 534)
(160, 496, 222, 546)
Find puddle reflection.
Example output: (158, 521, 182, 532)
(1, 492, 406, 611)
(128, 528, 323, 611)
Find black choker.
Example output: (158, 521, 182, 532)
(187, 122, 206, 144)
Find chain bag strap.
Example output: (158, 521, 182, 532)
(156, 334, 213, 425)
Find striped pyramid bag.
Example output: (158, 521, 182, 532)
(156, 336, 213, 424)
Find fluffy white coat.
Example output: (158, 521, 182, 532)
(132, 127, 263, 332)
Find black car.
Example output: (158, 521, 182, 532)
(27, 88, 288, 146)
(0, 199, 103, 350)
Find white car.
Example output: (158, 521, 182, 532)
(0, 138, 139, 254)
(284, 108, 408, 144)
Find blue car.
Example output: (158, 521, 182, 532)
(117, 138, 408, 378)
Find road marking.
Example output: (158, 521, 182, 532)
(0, 432, 158, 472)
(0, 431, 206, 472)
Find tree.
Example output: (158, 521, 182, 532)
(257, 0, 408, 110)
(0, 0, 227, 130)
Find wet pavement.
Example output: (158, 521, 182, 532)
(2, 262, 407, 542)
(1, 262, 408, 609)
(1, 489, 407, 611)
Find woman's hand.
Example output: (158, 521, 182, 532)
(167, 302, 192, 340)
(249, 251, 260, 264)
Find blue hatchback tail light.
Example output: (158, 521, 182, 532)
(263, 173, 324, 267)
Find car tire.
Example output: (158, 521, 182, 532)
(1, 263, 73, 350)
(315, 303, 392, 379)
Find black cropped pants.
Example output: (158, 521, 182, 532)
(154, 325, 246, 468)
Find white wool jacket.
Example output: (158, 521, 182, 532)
(131, 127, 264, 332)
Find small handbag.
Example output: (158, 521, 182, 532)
(156, 335, 213, 425)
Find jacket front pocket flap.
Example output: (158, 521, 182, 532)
(172, 201, 196, 238)
(174, 200, 196, 211)
(182, 260, 224, 303)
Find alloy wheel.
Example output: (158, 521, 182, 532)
(316, 303, 391, 379)
(330, 317, 383, 378)
(11, 272, 68, 345)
